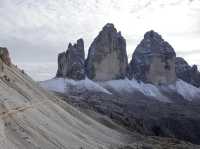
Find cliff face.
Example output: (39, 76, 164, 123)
(55, 23, 200, 88)
(128, 30, 177, 85)
(56, 39, 85, 80)
(86, 23, 128, 81)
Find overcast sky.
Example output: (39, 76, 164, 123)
(0, 0, 200, 81)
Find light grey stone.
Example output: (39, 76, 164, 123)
(86, 23, 128, 81)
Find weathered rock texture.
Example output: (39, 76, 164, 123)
(56, 39, 85, 80)
(128, 30, 176, 85)
(0, 47, 12, 66)
(176, 57, 200, 87)
(86, 23, 128, 81)
(0, 48, 136, 149)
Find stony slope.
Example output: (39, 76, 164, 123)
(41, 23, 200, 147)
(0, 48, 199, 148)
(0, 56, 135, 148)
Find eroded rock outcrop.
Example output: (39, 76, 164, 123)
(176, 57, 200, 87)
(56, 39, 85, 80)
(128, 30, 176, 85)
(0, 47, 12, 66)
(86, 23, 128, 81)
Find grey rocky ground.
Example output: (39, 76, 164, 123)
(55, 89, 200, 145)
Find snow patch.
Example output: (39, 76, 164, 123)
(40, 78, 111, 94)
(168, 79, 200, 101)
(101, 78, 171, 103)
(41, 78, 200, 103)
(64, 78, 111, 94)
(40, 78, 66, 93)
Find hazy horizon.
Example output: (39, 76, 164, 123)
(0, 0, 200, 81)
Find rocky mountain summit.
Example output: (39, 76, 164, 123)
(57, 24, 128, 81)
(56, 39, 85, 80)
(128, 30, 177, 85)
(56, 24, 200, 87)
(86, 23, 128, 81)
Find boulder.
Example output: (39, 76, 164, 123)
(86, 23, 128, 81)
(175, 57, 200, 87)
(56, 39, 85, 80)
(0, 47, 12, 66)
(128, 30, 177, 85)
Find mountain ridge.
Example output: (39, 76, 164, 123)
(0, 46, 199, 148)
(55, 23, 200, 87)
(41, 23, 200, 145)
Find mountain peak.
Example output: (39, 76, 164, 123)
(56, 39, 85, 80)
(144, 30, 162, 40)
(101, 23, 119, 36)
(103, 23, 115, 29)
(128, 30, 176, 85)
(86, 23, 128, 81)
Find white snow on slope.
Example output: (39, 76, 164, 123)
(40, 78, 66, 93)
(41, 78, 200, 103)
(168, 79, 200, 101)
(103, 79, 200, 102)
(40, 78, 111, 94)
(101, 78, 171, 103)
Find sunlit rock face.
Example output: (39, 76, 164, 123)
(176, 57, 200, 87)
(0, 47, 12, 66)
(86, 23, 128, 81)
(128, 30, 177, 85)
(56, 39, 85, 80)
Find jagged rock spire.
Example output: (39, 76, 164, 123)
(86, 23, 128, 81)
(56, 38, 85, 80)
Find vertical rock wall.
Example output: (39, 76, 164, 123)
(128, 30, 177, 85)
(56, 39, 85, 80)
(86, 23, 128, 81)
